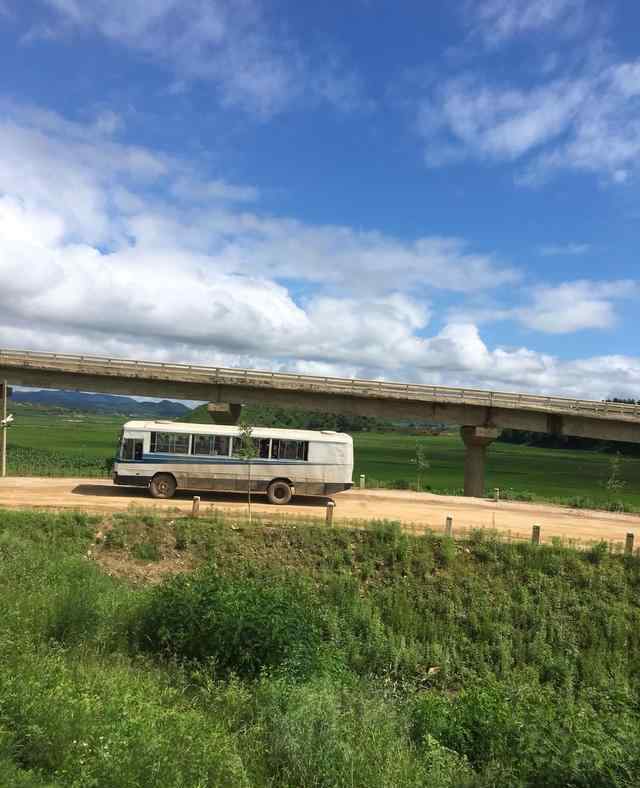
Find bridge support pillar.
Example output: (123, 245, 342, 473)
(207, 402, 243, 425)
(460, 426, 501, 498)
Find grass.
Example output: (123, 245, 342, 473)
(6, 405, 121, 477)
(5, 404, 640, 509)
(0, 506, 638, 786)
(356, 432, 640, 508)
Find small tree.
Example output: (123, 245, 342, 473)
(414, 440, 430, 491)
(605, 451, 626, 510)
(237, 422, 257, 522)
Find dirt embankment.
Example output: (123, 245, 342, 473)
(1, 476, 639, 546)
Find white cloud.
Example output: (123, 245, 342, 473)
(1, 101, 639, 400)
(418, 58, 640, 183)
(0, 101, 167, 246)
(540, 243, 590, 256)
(38, 0, 365, 117)
(528, 61, 640, 182)
(447, 279, 636, 336)
(169, 176, 259, 205)
(219, 224, 517, 294)
(0, 102, 516, 294)
(0, 102, 521, 378)
(467, 0, 588, 47)
(419, 75, 586, 166)
(518, 281, 637, 334)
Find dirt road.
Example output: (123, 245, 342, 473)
(1, 476, 639, 546)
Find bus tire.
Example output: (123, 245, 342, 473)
(267, 480, 293, 505)
(149, 473, 177, 499)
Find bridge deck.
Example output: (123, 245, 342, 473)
(1, 348, 638, 424)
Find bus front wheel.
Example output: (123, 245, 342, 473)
(267, 480, 293, 505)
(149, 473, 177, 500)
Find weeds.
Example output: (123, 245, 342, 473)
(131, 541, 162, 562)
(0, 508, 638, 786)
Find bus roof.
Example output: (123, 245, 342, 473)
(122, 420, 353, 443)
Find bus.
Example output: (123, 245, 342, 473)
(113, 420, 354, 503)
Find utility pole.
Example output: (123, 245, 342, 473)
(1, 381, 7, 478)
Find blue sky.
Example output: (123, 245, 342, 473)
(1, 0, 639, 398)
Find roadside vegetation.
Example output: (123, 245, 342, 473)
(0, 506, 638, 786)
(6, 403, 640, 511)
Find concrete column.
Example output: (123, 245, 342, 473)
(207, 402, 243, 425)
(460, 426, 501, 498)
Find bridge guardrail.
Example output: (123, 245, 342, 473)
(1, 347, 639, 423)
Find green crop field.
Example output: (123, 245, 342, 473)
(354, 431, 640, 509)
(5, 404, 640, 509)
(0, 507, 637, 787)
(5, 405, 123, 477)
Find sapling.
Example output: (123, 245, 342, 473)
(237, 421, 257, 522)
(414, 441, 430, 491)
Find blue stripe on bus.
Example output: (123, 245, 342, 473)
(117, 455, 337, 466)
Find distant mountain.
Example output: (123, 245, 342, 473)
(11, 389, 191, 418)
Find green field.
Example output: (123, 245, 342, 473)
(6, 406, 123, 477)
(6, 405, 640, 509)
(355, 431, 640, 508)
(0, 507, 637, 786)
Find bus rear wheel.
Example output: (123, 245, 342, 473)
(149, 473, 177, 499)
(267, 480, 293, 505)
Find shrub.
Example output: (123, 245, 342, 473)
(497, 489, 536, 502)
(235, 676, 473, 788)
(367, 520, 411, 564)
(0, 642, 249, 787)
(411, 675, 640, 787)
(0, 726, 55, 787)
(135, 568, 331, 678)
(586, 541, 609, 565)
(131, 541, 161, 562)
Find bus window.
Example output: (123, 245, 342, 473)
(230, 437, 270, 458)
(150, 432, 190, 454)
(271, 439, 308, 461)
(122, 438, 143, 461)
(192, 434, 230, 456)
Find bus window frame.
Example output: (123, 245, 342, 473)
(150, 431, 191, 455)
(191, 434, 232, 458)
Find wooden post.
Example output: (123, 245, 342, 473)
(326, 500, 335, 526)
(191, 496, 200, 518)
(532, 524, 541, 545)
(1, 381, 7, 479)
(359, 474, 366, 489)
(625, 532, 634, 556)
(445, 515, 453, 537)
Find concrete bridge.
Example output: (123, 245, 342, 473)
(2, 347, 640, 496)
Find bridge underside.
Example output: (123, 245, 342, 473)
(4, 366, 640, 498)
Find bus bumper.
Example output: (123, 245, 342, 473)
(324, 482, 353, 494)
(113, 473, 149, 487)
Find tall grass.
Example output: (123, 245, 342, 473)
(0, 508, 638, 786)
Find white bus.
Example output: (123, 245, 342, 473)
(113, 420, 354, 503)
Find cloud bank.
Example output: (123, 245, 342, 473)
(0, 101, 638, 400)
